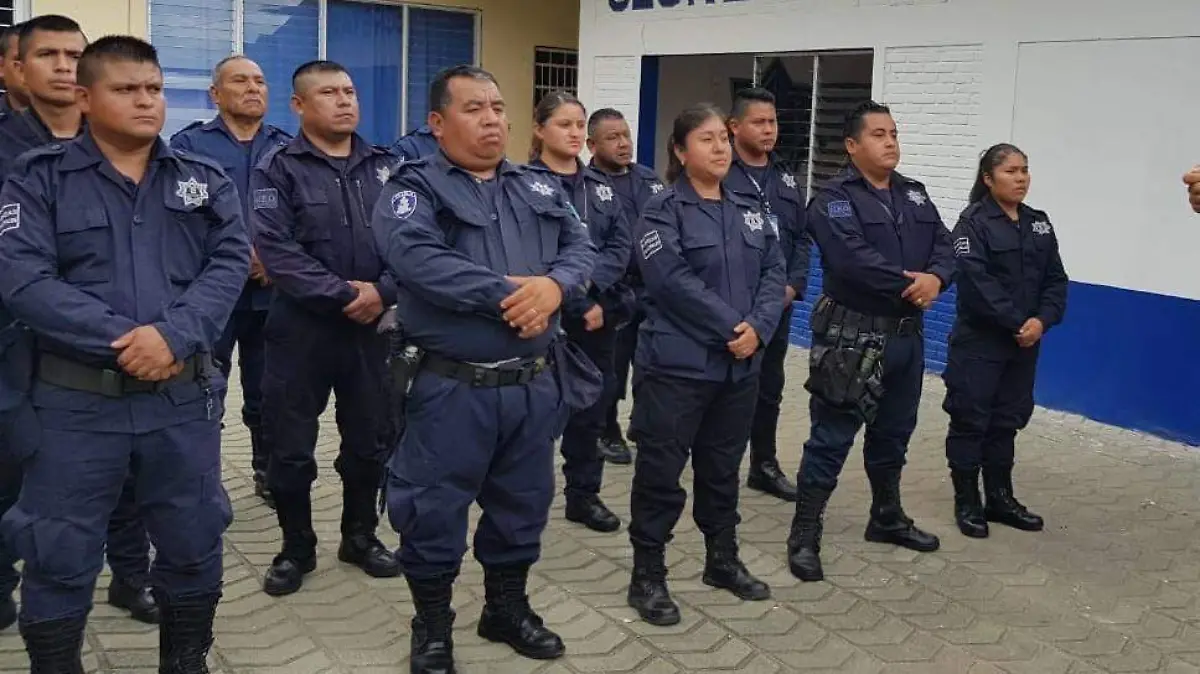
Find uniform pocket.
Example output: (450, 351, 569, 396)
(390, 372, 460, 486)
(55, 208, 112, 284)
(163, 203, 210, 283)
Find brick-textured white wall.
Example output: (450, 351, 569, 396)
(882, 44, 983, 224)
(590, 56, 642, 147)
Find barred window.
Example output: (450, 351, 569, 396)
(533, 46, 578, 107)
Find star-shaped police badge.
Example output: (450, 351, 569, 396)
(744, 210, 765, 232)
(377, 164, 391, 184)
(906, 189, 927, 206)
(1031, 220, 1052, 235)
(530, 181, 555, 197)
(650, 182, 664, 195)
(782, 173, 797, 189)
(595, 184, 614, 202)
(175, 177, 209, 207)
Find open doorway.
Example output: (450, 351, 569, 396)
(651, 50, 873, 193)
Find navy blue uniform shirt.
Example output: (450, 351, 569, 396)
(371, 151, 597, 363)
(0, 133, 251, 432)
(532, 158, 632, 316)
(633, 177, 787, 383)
(950, 195, 1068, 335)
(0, 107, 84, 179)
(251, 132, 399, 318)
(170, 115, 291, 311)
(391, 124, 439, 163)
(726, 151, 812, 295)
(590, 161, 663, 282)
(807, 164, 955, 317)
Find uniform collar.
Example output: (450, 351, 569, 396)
(673, 175, 729, 205)
(531, 156, 603, 182)
(980, 194, 1031, 223)
(285, 130, 378, 167)
(17, 104, 85, 144)
(839, 162, 916, 190)
(731, 146, 778, 173)
(201, 114, 282, 143)
(61, 130, 177, 172)
(430, 149, 521, 179)
(588, 158, 628, 176)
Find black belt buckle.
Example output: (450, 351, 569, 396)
(99, 368, 126, 398)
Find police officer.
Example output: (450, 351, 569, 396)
(787, 101, 955, 582)
(627, 103, 785, 626)
(725, 88, 811, 503)
(0, 35, 246, 670)
(373, 65, 597, 672)
(391, 122, 438, 162)
(252, 60, 401, 597)
(586, 107, 664, 464)
(943, 143, 1067, 538)
(0, 14, 162, 627)
(529, 91, 632, 533)
(170, 54, 291, 508)
(0, 23, 28, 114)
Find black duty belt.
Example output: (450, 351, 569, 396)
(423, 353, 548, 388)
(37, 352, 206, 398)
(876, 315, 922, 337)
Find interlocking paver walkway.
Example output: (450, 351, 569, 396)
(3, 348, 1200, 673)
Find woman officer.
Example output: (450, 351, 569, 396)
(625, 104, 786, 626)
(528, 91, 634, 534)
(943, 143, 1068, 538)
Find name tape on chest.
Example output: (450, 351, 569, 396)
(953, 236, 970, 257)
(640, 229, 663, 261)
(391, 190, 418, 219)
(827, 200, 853, 219)
(0, 203, 19, 236)
(253, 188, 278, 210)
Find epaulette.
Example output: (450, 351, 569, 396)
(172, 147, 226, 174)
(255, 142, 289, 171)
(169, 119, 206, 141)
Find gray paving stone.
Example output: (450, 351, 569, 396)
(0, 349, 1198, 672)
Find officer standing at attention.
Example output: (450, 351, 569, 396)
(586, 107, 664, 465)
(529, 91, 632, 534)
(170, 54, 291, 509)
(373, 65, 597, 673)
(627, 103, 785, 626)
(0, 23, 29, 114)
(0, 35, 248, 670)
(0, 13, 163, 627)
(725, 88, 811, 503)
(787, 101, 954, 582)
(391, 122, 439, 162)
(943, 143, 1067, 538)
(252, 60, 401, 597)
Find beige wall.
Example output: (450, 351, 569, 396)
(31, 0, 148, 38)
(421, 0, 579, 160)
(27, 0, 578, 159)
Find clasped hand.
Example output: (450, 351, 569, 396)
(111, 326, 180, 382)
(501, 276, 562, 339)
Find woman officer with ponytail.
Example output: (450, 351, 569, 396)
(942, 143, 1069, 539)
(528, 90, 634, 534)
(625, 103, 785, 626)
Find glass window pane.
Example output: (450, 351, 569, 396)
(244, 0, 319, 134)
(327, 0, 403, 146)
(150, 0, 235, 138)
(406, 8, 475, 134)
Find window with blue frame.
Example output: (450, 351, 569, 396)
(151, 1, 476, 143)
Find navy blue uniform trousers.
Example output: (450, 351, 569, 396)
(1, 417, 230, 622)
(560, 317, 619, 498)
(797, 332, 925, 490)
(628, 372, 759, 551)
(214, 307, 267, 468)
(942, 332, 1039, 471)
(749, 304, 793, 464)
(387, 368, 565, 578)
(607, 304, 644, 433)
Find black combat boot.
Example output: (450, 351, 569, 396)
(787, 484, 832, 581)
(477, 563, 564, 660)
(746, 459, 798, 502)
(702, 530, 770, 600)
(108, 575, 161, 624)
(983, 465, 1044, 531)
(564, 493, 621, 533)
(864, 468, 940, 552)
(21, 615, 86, 674)
(250, 429, 274, 509)
(407, 573, 458, 674)
(627, 547, 680, 626)
(338, 481, 402, 578)
(157, 591, 219, 674)
(951, 468, 989, 538)
(598, 434, 633, 465)
(262, 491, 317, 596)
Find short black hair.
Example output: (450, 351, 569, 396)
(843, 100, 891, 140)
(77, 35, 159, 88)
(587, 108, 625, 137)
(429, 64, 498, 112)
(291, 60, 348, 94)
(0, 22, 24, 57)
(730, 87, 775, 120)
(18, 14, 85, 59)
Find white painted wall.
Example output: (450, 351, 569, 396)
(577, 0, 1200, 300)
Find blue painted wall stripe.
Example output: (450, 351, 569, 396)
(637, 55, 660, 169)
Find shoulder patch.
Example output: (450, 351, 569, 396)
(390, 190, 418, 219)
(640, 229, 662, 261)
(827, 200, 853, 219)
(0, 203, 19, 237)
(953, 236, 970, 257)
(253, 188, 278, 210)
